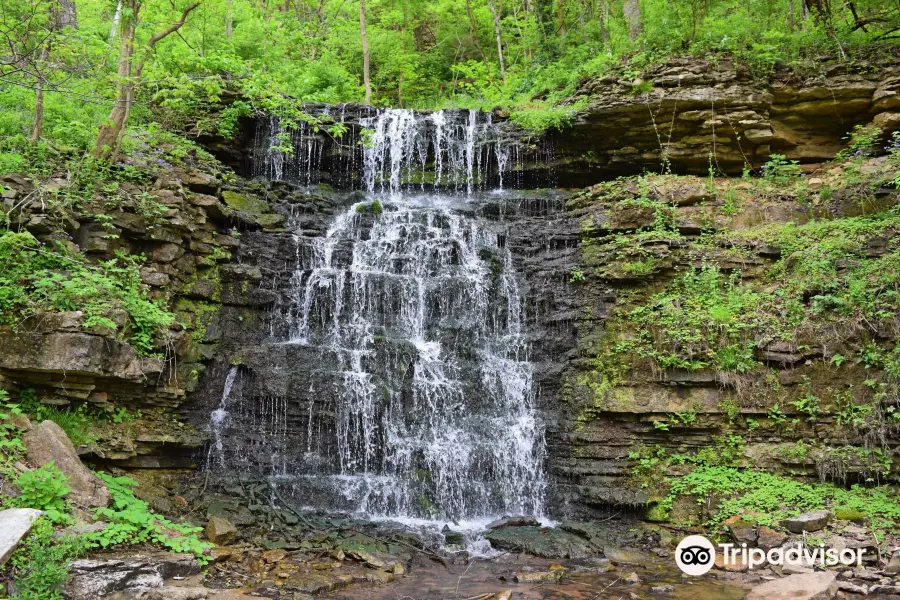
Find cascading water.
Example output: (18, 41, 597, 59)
(251, 106, 552, 192)
(224, 107, 547, 525)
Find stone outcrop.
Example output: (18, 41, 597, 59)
(551, 56, 900, 184)
(63, 553, 200, 599)
(0, 165, 288, 471)
(23, 420, 111, 507)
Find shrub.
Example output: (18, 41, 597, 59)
(11, 463, 72, 524)
(0, 231, 173, 355)
(87, 473, 211, 561)
(9, 518, 87, 600)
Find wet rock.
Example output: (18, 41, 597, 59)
(486, 516, 541, 529)
(497, 591, 512, 600)
(887, 551, 900, 574)
(729, 522, 758, 545)
(23, 420, 110, 507)
(514, 569, 564, 583)
(220, 264, 263, 282)
(254, 213, 286, 230)
(206, 516, 237, 545)
(757, 526, 788, 551)
(64, 553, 200, 599)
(441, 525, 464, 545)
(625, 572, 641, 584)
(262, 548, 287, 563)
(781, 511, 832, 533)
(0, 508, 43, 566)
(746, 571, 838, 600)
(484, 526, 596, 559)
(837, 581, 868, 595)
(209, 547, 235, 563)
(222, 191, 269, 215)
(650, 585, 675, 593)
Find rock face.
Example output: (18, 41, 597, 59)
(0, 508, 43, 566)
(745, 571, 838, 600)
(551, 56, 900, 184)
(63, 553, 200, 599)
(23, 420, 110, 507)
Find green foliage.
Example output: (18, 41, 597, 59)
(667, 466, 900, 534)
(761, 154, 801, 184)
(11, 463, 72, 524)
(837, 125, 883, 160)
(626, 266, 772, 372)
(88, 472, 211, 562)
(9, 518, 87, 600)
(0, 231, 173, 354)
(0, 389, 26, 462)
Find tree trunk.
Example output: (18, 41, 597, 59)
(95, 0, 200, 160)
(359, 0, 371, 104)
(488, 0, 506, 85)
(95, 0, 137, 160)
(32, 0, 77, 143)
(465, 0, 489, 63)
(226, 0, 233, 36)
(623, 0, 642, 40)
(598, 0, 609, 42)
(56, 0, 78, 29)
(31, 44, 51, 143)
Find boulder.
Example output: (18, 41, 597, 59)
(781, 510, 832, 533)
(484, 526, 596, 559)
(0, 508, 43, 566)
(756, 526, 788, 551)
(486, 515, 541, 529)
(729, 523, 758, 545)
(63, 553, 200, 599)
(206, 516, 237, 545)
(23, 420, 110, 507)
(745, 572, 838, 600)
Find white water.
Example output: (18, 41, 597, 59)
(207, 365, 239, 468)
(252, 107, 532, 193)
(252, 108, 547, 526)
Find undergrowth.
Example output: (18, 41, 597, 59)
(0, 231, 174, 355)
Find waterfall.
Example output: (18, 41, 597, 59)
(230, 107, 548, 524)
(251, 105, 550, 192)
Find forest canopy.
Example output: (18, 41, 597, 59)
(1, 0, 899, 163)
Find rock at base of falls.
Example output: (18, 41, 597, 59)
(63, 552, 201, 599)
(486, 515, 541, 530)
(484, 526, 599, 559)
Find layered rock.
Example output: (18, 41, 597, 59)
(552, 56, 900, 184)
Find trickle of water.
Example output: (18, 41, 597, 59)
(208, 365, 239, 469)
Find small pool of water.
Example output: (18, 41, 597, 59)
(329, 552, 750, 600)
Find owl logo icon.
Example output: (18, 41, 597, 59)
(675, 535, 716, 576)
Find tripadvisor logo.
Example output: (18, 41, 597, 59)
(675, 534, 867, 576)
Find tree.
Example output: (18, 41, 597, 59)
(488, 0, 506, 85)
(31, 0, 78, 142)
(624, 0, 641, 40)
(94, 0, 200, 160)
(359, 0, 371, 104)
